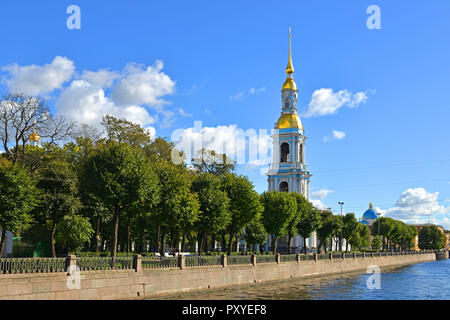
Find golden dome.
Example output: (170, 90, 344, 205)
(276, 113, 302, 129)
(282, 78, 297, 91)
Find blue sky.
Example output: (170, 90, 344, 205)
(0, 1, 449, 227)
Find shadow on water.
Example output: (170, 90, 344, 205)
(154, 259, 450, 300)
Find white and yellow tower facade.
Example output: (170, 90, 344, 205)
(266, 30, 316, 252)
(267, 30, 311, 198)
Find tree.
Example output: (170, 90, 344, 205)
(0, 94, 74, 169)
(418, 225, 445, 250)
(296, 198, 321, 254)
(261, 191, 297, 254)
(153, 160, 199, 255)
(35, 154, 81, 257)
(342, 213, 359, 252)
(371, 235, 382, 251)
(55, 215, 94, 252)
(101, 115, 152, 147)
(81, 141, 159, 258)
(191, 173, 230, 253)
(192, 149, 235, 176)
(316, 210, 339, 253)
(220, 173, 263, 255)
(0, 158, 38, 256)
(244, 219, 267, 252)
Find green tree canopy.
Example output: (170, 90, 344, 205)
(220, 173, 263, 255)
(261, 191, 297, 253)
(0, 158, 38, 256)
(418, 225, 445, 250)
(56, 215, 94, 252)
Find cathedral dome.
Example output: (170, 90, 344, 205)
(276, 113, 302, 129)
(362, 203, 378, 220)
(282, 78, 297, 91)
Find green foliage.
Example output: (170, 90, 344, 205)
(371, 235, 382, 250)
(56, 215, 94, 251)
(261, 191, 297, 253)
(244, 219, 267, 247)
(192, 149, 235, 176)
(342, 213, 359, 252)
(418, 225, 445, 250)
(0, 158, 38, 255)
(317, 210, 341, 253)
(101, 115, 152, 146)
(295, 195, 321, 254)
(220, 173, 263, 254)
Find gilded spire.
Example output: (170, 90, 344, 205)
(286, 27, 294, 75)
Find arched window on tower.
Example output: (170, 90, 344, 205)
(279, 181, 289, 192)
(280, 142, 289, 163)
(285, 99, 290, 108)
(299, 144, 303, 164)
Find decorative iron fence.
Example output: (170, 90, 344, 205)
(280, 254, 297, 262)
(256, 255, 276, 264)
(317, 253, 329, 260)
(186, 255, 222, 267)
(345, 253, 354, 259)
(77, 256, 133, 271)
(227, 255, 252, 265)
(141, 256, 178, 269)
(300, 254, 315, 261)
(0, 258, 65, 274)
(355, 253, 364, 258)
(332, 253, 343, 260)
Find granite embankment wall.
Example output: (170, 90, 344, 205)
(0, 253, 436, 300)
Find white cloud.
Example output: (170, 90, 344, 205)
(178, 108, 192, 117)
(230, 92, 244, 100)
(80, 69, 119, 88)
(323, 129, 346, 142)
(249, 87, 266, 95)
(311, 199, 329, 210)
(111, 60, 175, 108)
(2, 56, 75, 95)
(385, 188, 449, 225)
(311, 189, 334, 200)
(171, 123, 272, 169)
(304, 88, 369, 117)
(56, 80, 155, 133)
(332, 130, 346, 140)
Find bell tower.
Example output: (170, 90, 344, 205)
(267, 28, 311, 199)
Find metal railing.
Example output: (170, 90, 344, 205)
(186, 255, 222, 267)
(300, 254, 315, 261)
(317, 253, 329, 260)
(332, 253, 343, 260)
(227, 255, 252, 265)
(0, 257, 65, 274)
(141, 256, 178, 269)
(345, 253, 354, 259)
(77, 256, 133, 271)
(256, 255, 276, 264)
(280, 254, 297, 262)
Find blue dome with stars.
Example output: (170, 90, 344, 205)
(362, 203, 378, 220)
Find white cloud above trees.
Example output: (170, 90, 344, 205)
(304, 88, 370, 117)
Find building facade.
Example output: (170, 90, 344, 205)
(266, 31, 316, 252)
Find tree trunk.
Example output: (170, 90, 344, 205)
(0, 229, 6, 258)
(127, 224, 131, 254)
(288, 235, 292, 254)
(181, 232, 186, 252)
(51, 221, 57, 258)
(228, 233, 234, 256)
(346, 241, 349, 253)
(303, 237, 307, 254)
(160, 227, 167, 257)
(221, 234, 226, 253)
(156, 225, 161, 254)
(111, 205, 120, 259)
(271, 237, 277, 254)
(93, 217, 101, 253)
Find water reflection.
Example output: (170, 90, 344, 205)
(155, 259, 450, 300)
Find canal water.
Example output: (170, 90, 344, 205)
(156, 258, 450, 300)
